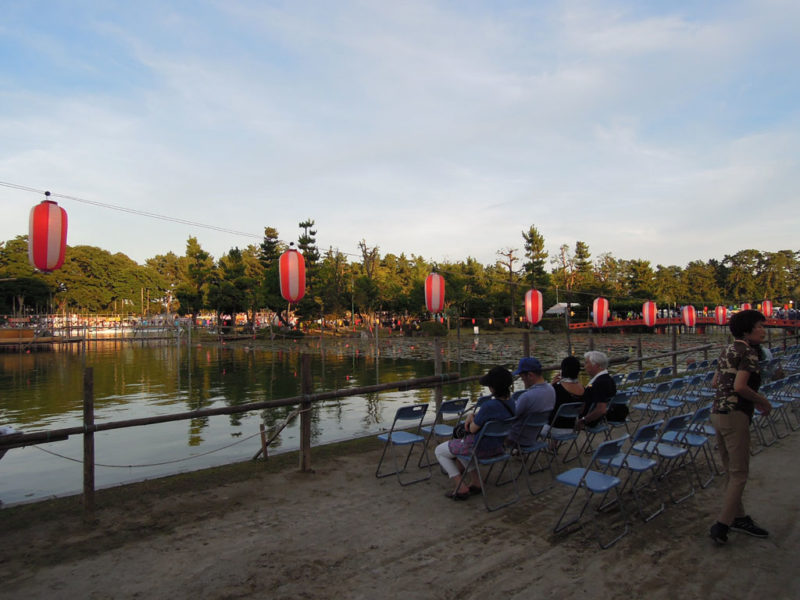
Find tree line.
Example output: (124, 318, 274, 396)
(1, 222, 798, 326)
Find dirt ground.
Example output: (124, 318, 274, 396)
(1, 423, 799, 600)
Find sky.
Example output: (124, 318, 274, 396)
(1, 0, 799, 270)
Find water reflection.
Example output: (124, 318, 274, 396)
(0, 341, 484, 505)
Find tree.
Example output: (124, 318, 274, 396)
(175, 237, 214, 323)
(623, 259, 656, 300)
(573, 241, 594, 292)
(295, 219, 321, 320)
(594, 252, 623, 296)
(521, 225, 549, 288)
(654, 265, 686, 306)
(550, 244, 577, 299)
(496, 247, 519, 322)
(682, 261, 722, 305)
(722, 249, 761, 301)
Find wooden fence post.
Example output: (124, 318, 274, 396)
(299, 353, 312, 472)
(83, 367, 95, 518)
(637, 337, 643, 372)
(671, 326, 678, 373)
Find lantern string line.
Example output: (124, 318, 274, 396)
(1, 179, 361, 260)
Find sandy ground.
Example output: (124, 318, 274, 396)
(1, 419, 799, 600)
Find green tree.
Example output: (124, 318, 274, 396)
(521, 225, 549, 288)
(682, 261, 722, 305)
(175, 237, 214, 323)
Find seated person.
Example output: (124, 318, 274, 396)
(435, 366, 515, 500)
(507, 356, 555, 448)
(542, 355, 584, 438)
(575, 351, 616, 430)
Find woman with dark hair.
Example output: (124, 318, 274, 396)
(709, 309, 773, 545)
(435, 366, 515, 500)
(542, 355, 584, 438)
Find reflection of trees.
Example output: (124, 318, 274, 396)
(188, 416, 208, 446)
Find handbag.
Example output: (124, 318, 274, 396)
(452, 422, 468, 439)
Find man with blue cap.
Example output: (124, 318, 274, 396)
(508, 356, 556, 446)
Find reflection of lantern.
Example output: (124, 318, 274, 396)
(279, 248, 306, 302)
(741, 302, 751, 311)
(643, 301, 657, 327)
(714, 305, 728, 326)
(762, 299, 773, 318)
(28, 197, 68, 272)
(592, 297, 609, 327)
(525, 289, 543, 325)
(682, 305, 697, 327)
(425, 273, 445, 313)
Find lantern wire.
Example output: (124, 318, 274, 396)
(0, 179, 362, 260)
(0, 179, 702, 307)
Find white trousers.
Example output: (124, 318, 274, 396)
(434, 441, 473, 478)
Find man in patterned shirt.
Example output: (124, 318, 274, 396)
(709, 310, 772, 545)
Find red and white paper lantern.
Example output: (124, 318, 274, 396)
(425, 273, 445, 313)
(279, 249, 306, 303)
(761, 299, 773, 318)
(525, 289, 543, 325)
(28, 199, 68, 272)
(642, 301, 658, 327)
(714, 305, 728, 326)
(682, 305, 697, 327)
(741, 302, 751, 311)
(592, 297, 609, 328)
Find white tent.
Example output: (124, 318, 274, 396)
(545, 302, 580, 315)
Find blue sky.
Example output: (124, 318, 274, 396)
(1, 0, 798, 269)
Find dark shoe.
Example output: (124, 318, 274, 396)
(468, 485, 483, 496)
(730, 515, 769, 538)
(709, 522, 729, 545)
(445, 491, 470, 501)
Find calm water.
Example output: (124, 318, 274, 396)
(0, 340, 488, 505)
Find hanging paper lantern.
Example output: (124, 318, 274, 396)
(524, 289, 543, 325)
(28, 197, 68, 272)
(761, 299, 773, 318)
(279, 248, 306, 302)
(741, 302, 751, 311)
(642, 300, 657, 327)
(714, 305, 727, 326)
(425, 273, 445, 313)
(592, 297, 609, 327)
(682, 305, 697, 327)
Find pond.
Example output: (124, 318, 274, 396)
(0, 339, 491, 505)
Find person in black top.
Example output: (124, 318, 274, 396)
(575, 351, 616, 430)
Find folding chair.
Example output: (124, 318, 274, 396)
(660, 404, 716, 489)
(418, 398, 469, 468)
(553, 436, 630, 549)
(497, 411, 553, 496)
(634, 413, 695, 504)
(455, 419, 520, 512)
(600, 420, 665, 522)
(546, 402, 584, 465)
(578, 404, 611, 456)
(376, 404, 431, 485)
(605, 391, 632, 435)
(632, 381, 672, 423)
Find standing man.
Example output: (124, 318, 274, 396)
(709, 310, 772, 544)
(575, 351, 616, 430)
(508, 357, 556, 447)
